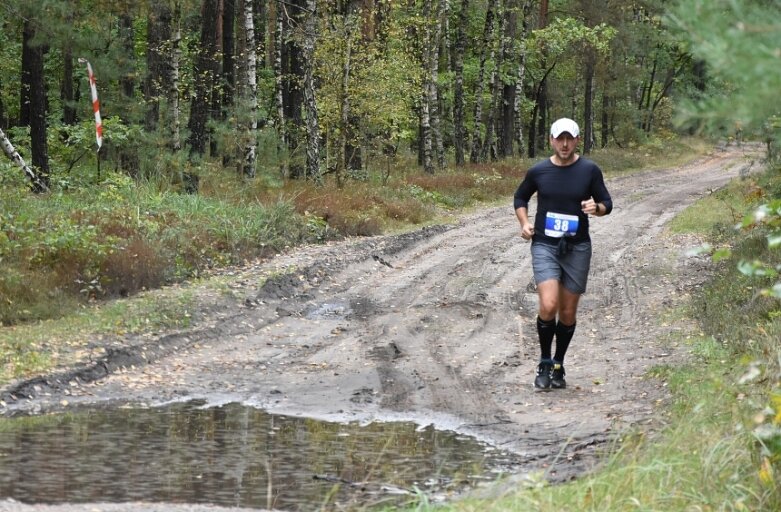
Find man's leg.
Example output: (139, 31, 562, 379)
(551, 287, 581, 389)
(554, 287, 581, 362)
(534, 280, 559, 389)
(536, 279, 560, 357)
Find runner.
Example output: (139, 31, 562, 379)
(513, 118, 613, 390)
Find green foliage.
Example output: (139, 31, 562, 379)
(531, 17, 616, 56)
(668, 0, 781, 147)
(314, 11, 421, 168)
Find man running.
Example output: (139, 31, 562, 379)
(513, 118, 613, 390)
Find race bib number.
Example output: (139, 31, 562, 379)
(544, 212, 579, 238)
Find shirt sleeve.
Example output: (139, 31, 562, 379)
(513, 171, 536, 210)
(591, 165, 613, 214)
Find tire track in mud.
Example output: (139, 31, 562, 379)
(1, 144, 764, 484)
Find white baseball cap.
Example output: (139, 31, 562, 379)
(550, 118, 580, 138)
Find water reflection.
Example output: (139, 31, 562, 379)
(0, 401, 518, 510)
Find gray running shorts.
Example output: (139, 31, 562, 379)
(531, 240, 592, 294)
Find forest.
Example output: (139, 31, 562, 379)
(1, 2, 781, 509)
(0, 0, 778, 324)
(0, 0, 706, 191)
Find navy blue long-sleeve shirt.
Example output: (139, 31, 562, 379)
(513, 157, 613, 244)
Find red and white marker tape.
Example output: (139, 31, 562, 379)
(79, 58, 102, 150)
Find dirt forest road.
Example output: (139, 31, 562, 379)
(1, 144, 764, 497)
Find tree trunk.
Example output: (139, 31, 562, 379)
(640, 54, 657, 132)
(302, 0, 322, 185)
(513, 0, 532, 157)
(283, 0, 306, 179)
(223, 0, 236, 126)
(452, 0, 469, 166)
(431, 0, 446, 170)
(24, 20, 50, 190)
(499, 0, 518, 159)
(254, 0, 267, 67)
(20, 23, 34, 127)
(337, 16, 356, 187)
(420, 0, 435, 174)
(241, 0, 258, 178)
(119, 14, 136, 99)
(273, 1, 288, 177)
(144, 3, 172, 131)
(187, 0, 221, 157)
(583, 51, 595, 153)
(0, 76, 6, 129)
(529, 0, 549, 158)
(170, 4, 183, 151)
(0, 128, 48, 192)
(469, 0, 497, 164)
(61, 45, 77, 125)
(482, 0, 505, 162)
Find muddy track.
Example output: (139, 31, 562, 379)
(1, 144, 763, 487)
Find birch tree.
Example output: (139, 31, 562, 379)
(301, 0, 322, 185)
(273, 0, 288, 177)
(419, 0, 435, 174)
(240, 0, 259, 177)
(170, 3, 183, 151)
(0, 128, 48, 192)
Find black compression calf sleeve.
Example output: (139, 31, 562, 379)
(537, 316, 556, 360)
(553, 321, 576, 363)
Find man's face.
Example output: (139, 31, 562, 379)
(550, 132, 578, 163)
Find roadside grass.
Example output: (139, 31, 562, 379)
(396, 158, 781, 511)
(0, 139, 708, 386)
(418, 350, 769, 512)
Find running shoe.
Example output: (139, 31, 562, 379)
(534, 361, 553, 390)
(551, 363, 566, 389)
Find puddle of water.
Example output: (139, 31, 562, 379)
(0, 401, 519, 510)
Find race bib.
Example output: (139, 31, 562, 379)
(544, 212, 579, 238)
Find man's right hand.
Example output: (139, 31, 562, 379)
(521, 223, 535, 241)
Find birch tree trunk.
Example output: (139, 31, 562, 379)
(432, 0, 447, 169)
(241, 0, 258, 177)
(452, 0, 469, 166)
(337, 17, 356, 187)
(302, 0, 322, 185)
(0, 128, 48, 192)
(170, 4, 183, 151)
(274, 1, 288, 177)
(499, 0, 518, 158)
(420, 0, 434, 174)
